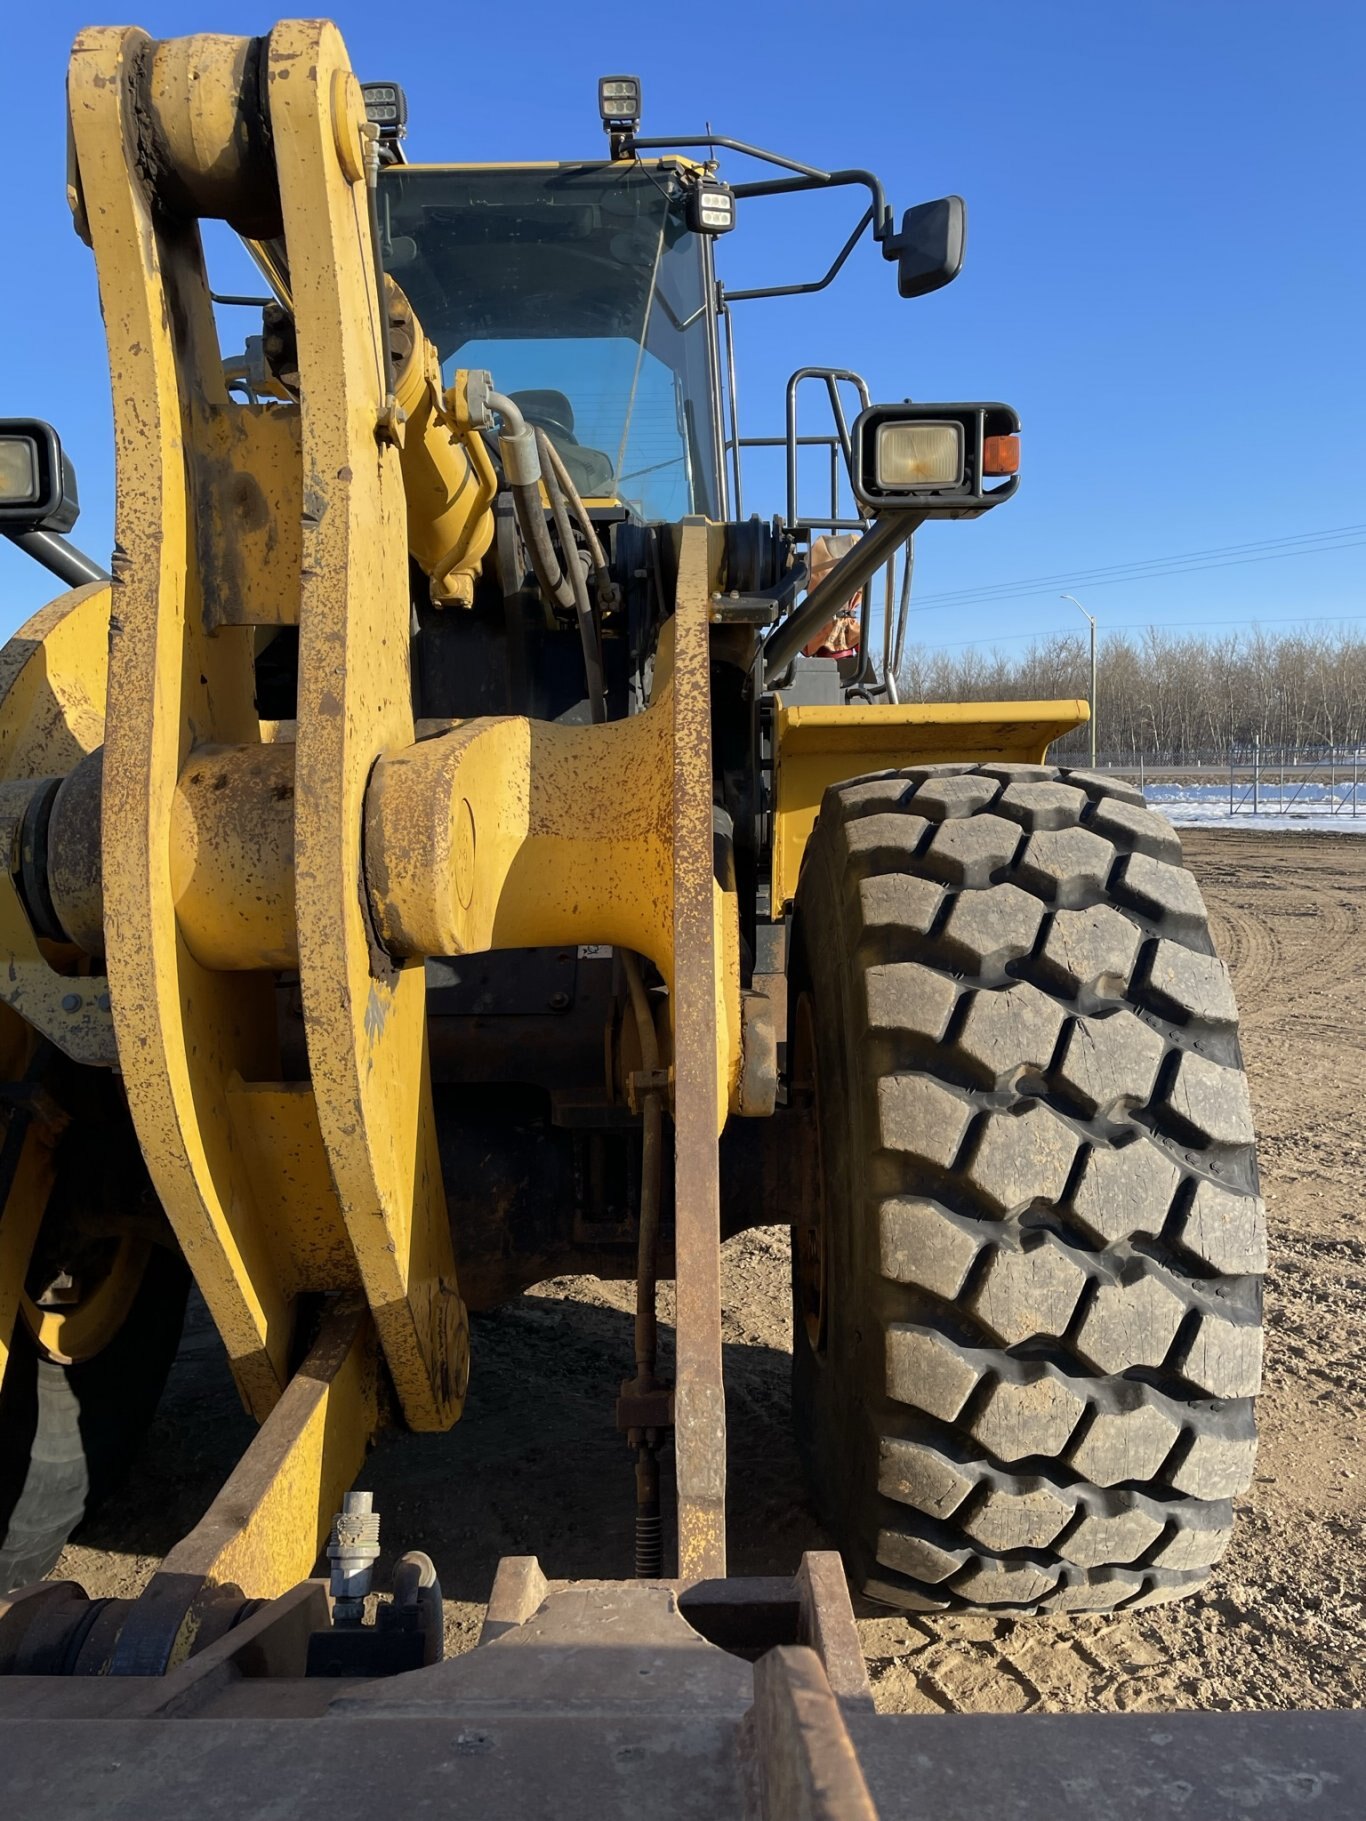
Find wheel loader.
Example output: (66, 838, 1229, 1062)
(0, 22, 1342, 1818)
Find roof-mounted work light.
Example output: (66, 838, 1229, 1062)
(599, 76, 641, 157)
(361, 82, 408, 144)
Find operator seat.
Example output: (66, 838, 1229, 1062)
(510, 390, 616, 499)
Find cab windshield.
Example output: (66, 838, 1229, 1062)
(378, 162, 720, 520)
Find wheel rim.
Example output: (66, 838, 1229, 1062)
(791, 991, 828, 1354)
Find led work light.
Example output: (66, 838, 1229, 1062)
(360, 82, 408, 142)
(598, 76, 642, 129)
(686, 176, 736, 235)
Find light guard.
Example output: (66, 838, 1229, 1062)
(852, 402, 1020, 518)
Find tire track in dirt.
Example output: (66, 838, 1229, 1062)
(1205, 900, 1282, 1010)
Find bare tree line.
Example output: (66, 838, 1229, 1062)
(898, 624, 1366, 763)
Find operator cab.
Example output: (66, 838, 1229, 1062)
(378, 162, 723, 522)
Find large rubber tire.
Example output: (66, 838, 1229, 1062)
(790, 763, 1263, 1614)
(0, 1249, 188, 1593)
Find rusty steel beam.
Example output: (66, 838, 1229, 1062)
(669, 521, 735, 1581)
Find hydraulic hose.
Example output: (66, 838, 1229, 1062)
(537, 414, 620, 617)
(535, 429, 606, 725)
(486, 391, 576, 613)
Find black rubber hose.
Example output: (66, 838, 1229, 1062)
(537, 431, 620, 618)
(536, 428, 606, 725)
(487, 390, 576, 613)
(511, 483, 576, 613)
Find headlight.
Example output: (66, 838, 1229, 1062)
(875, 421, 964, 489)
(0, 437, 40, 506)
(0, 420, 80, 533)
(852, 403, 1020, 518)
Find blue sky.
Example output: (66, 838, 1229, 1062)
(1, 0, 1362, 654)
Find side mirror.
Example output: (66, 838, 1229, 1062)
(885, 196, 966, 299)
(0, 419, 81, 533)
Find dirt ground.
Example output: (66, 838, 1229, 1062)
(57, 829, 1366, 1714)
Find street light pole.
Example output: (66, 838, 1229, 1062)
(1061, 594, 1097, 768)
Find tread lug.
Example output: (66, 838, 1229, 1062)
(885, 1325, 982, 1419)
(968, 1369, 1088, 1462)
(1067, 1136, 1182, 1247)
(1073, 1270, 1187, 1375)
(1054, 1010, 1166, 1116)
(879, 1198, 983, 1299)
(865, 962, 959, 1044)
(1036, 903, 1142, 998)
(966, 1237, 1089, 1346)
(910, 774, 1001, 820)
(939, 882, 1045, 972)
(956, 981, 1066, 1083)
(877, 1437, 976, 1517)
(920, 815, 1021, 888)
(963, 1103, 1078, 1215)
(1068, 1398, 1181, 1487)
(1013, 825, 1117, 905)
(1177, 1179, 1268, 1276)
(1175, 1309, 1263, 1398)
(1163, 1050, 1256, 1147)
(1111, 850, 1208, 932)
(1141, 939, 1239, 1027)
(959, 1479, 1073, 1551)
(993, 780, 1088, 832)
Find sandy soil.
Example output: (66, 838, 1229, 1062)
(57, 829, 1366, 1712)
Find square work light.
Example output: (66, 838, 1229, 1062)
(598, 76, 642, 129)
(360, 82, 408, 141)
(685, 177, 736, 235)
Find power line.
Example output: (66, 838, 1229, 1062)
(908, 524, 1366, 607)
(913, 522, 1366, 602)
(907, 526, 1366, 613)
(910, 611, 1366, 656)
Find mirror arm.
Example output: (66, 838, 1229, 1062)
(731, 167, 891, 237)
(722, 202, 874, 305)
(628, 133, 829, 180)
